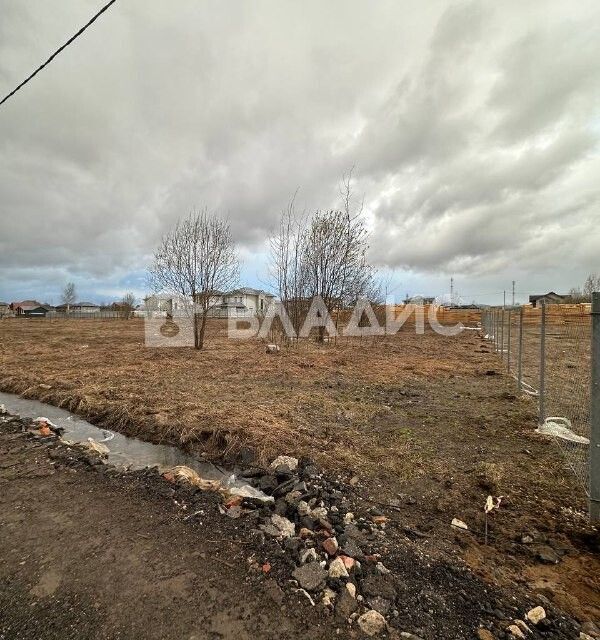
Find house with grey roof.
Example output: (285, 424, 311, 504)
(528, 292, 568, 308)
(55, 301, 100, 313)
(145, 288, 275, 319)
(206, 287, 275, 318)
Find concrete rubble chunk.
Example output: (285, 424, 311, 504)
(506, 624, 526, 639)
(300, 548, 318, 564)
(328, 557, 349, 579)
(269, 455, 298, 472)
(270, 514, 295, 538)
(322, 587, 336, 607)
(525, 606, 546, 625)
(322, 537, 339, 556)
(297, 500, 310, 516)
(310, 506, 328, 520)
(357, 610, 387, 636)
(514, 620, 531, 634)
(292, 562, 327, 592)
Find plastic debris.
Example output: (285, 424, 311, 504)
(536, 417, 589, 445)
(228, 484, 274, 503)
(451, 518, 468, 530)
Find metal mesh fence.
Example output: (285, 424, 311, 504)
(481, 302, 593, 495)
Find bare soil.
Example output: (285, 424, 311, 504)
(0, 417, 586, 639)
(0, 318, 598, 630)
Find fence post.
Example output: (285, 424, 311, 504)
(495, 308, 499, 351)
(507, 308, 512, 372)
(590, 292, 600, 522)
(500, 308, 505, 359)
(518, 306, 523, 390)
(539, 300, 546, 425)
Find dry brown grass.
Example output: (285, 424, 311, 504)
(3, 316, 599, 622)
(0, 317, 483, 473)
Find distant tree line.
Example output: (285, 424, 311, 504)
(569, 273, 600, 303)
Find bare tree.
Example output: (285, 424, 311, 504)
(268, 192, 310, 337)
(62, 282, 76, 314)
(568, 286, 585, 303)
(148, 209, 239, 350)
(118, 292, 136, 319)
(583, 273, 600, 301)
(269, 172, 376, 341)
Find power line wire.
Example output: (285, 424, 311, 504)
(0, 0, 118, 107)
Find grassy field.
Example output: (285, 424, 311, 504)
(0, 317, 503, 473)
(1, 316, 598, 621)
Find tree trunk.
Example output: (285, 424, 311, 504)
(193, 312, 201, 349)
(198, 313, 208, 350)
(193, 311, 208, 350)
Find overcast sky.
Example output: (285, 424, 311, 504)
(1, 0, 599, 305)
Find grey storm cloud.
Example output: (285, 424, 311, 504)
(0, 0, 599, 303)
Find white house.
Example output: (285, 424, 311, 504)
(144, 288, 274, 319)
(55, 301, 100, 314)
(206, 288, 275, 318)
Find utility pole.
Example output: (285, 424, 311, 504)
(450, 277, 454, 304)
(503, 290, 506, 309)
(512, 280, 515, 306)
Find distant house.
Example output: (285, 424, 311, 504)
(205, 287, 275, 318)
(11, 300, 49, 317)
(145, 288, 275, 319)
(403, 295, 436, 305)
(10, 299, 39, 311)
(528, 292, 568, 308)
(73, 301, 100, 313)
(143, 293, 190, 317)
(55, 301, 100, 313)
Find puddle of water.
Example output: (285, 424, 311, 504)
(0, 391, 261, 495)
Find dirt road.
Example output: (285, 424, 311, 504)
(0, 421, 342, 640)
(0, 414, 591, 640)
